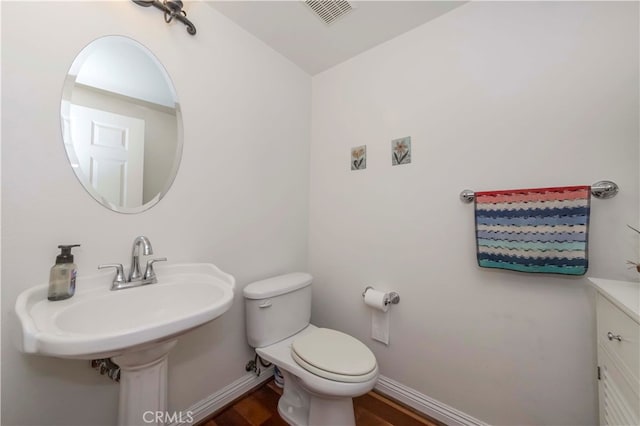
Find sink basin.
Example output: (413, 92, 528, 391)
(15, 263, 235, 359)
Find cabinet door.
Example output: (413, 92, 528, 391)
(597, 294, 640, 385)
(598, 345, 639, 425)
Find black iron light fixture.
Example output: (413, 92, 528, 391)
(132, 0, 196, 35)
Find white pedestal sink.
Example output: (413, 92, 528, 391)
(14, 263, 235, 426)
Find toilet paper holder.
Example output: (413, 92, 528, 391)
(362, 286, 400, 306)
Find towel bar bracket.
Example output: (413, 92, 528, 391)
(591, 180, 619, 199)
(460, 189, 475, 203)
(459, 180, 618, 203)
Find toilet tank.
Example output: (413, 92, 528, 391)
(244, 272, 313, 348)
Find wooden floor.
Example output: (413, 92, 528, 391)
(199, 379, 443, 426)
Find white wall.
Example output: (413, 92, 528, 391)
(309, 2, 639, 425)
(1, 2, 310, 425)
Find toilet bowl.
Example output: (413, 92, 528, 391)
(244, 273, 379, 426)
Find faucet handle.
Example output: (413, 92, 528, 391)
(98, 264, 126, 288)
(143, 258, 167, 283)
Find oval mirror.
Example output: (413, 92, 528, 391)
(60, 36, 182, 213)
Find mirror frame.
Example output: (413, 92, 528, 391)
(60, 35, 183, 214)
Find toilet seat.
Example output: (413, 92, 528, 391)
(291, 328, 377, 383)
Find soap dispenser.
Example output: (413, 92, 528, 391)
(48, 244, 80, 301)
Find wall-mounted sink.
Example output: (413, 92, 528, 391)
(14, 262, 235, 426)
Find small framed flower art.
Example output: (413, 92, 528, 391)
(391, 136, 411, 166)
(351, 145, 366, 171)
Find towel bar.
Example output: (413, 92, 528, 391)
(459, 180, 618, 203)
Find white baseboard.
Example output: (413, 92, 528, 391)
(171, 369, 485, 426)
(375, 375, 488, 426)
(169, 366, 274, 426)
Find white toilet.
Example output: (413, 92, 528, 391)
(244, 272, 379, 426)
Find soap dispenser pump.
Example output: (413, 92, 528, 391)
(48, 244, 80, 301)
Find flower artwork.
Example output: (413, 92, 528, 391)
(351, 145, 366, 171)
(391, 136, 411, 166)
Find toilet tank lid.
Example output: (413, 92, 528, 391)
(244, 272, 313, 299)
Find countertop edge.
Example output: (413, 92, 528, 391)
(588, 277, 640, 324)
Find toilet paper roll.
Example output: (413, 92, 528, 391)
(364, 288, 389, 312)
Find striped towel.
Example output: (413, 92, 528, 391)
(475, 186, 590, 275)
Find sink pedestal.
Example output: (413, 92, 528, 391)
(113, 340, 178, 426)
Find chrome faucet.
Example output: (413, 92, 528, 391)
(129, 235, 153, 282)
(98, 236, 166, 291)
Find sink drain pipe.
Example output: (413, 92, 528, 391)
(91, 358, 121, 382)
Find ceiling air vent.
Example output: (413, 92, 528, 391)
(305, 0, 354, 25)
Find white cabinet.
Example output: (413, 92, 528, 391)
(589, 278, 640, 426)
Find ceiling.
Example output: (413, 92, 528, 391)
(206, 1, 466, 75)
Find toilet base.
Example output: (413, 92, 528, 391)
(308, 396, 355, 426)
(276, 369, 356, 426)
(277, 369, 309, 425)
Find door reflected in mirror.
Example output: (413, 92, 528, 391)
(61, 36, 182, 213)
